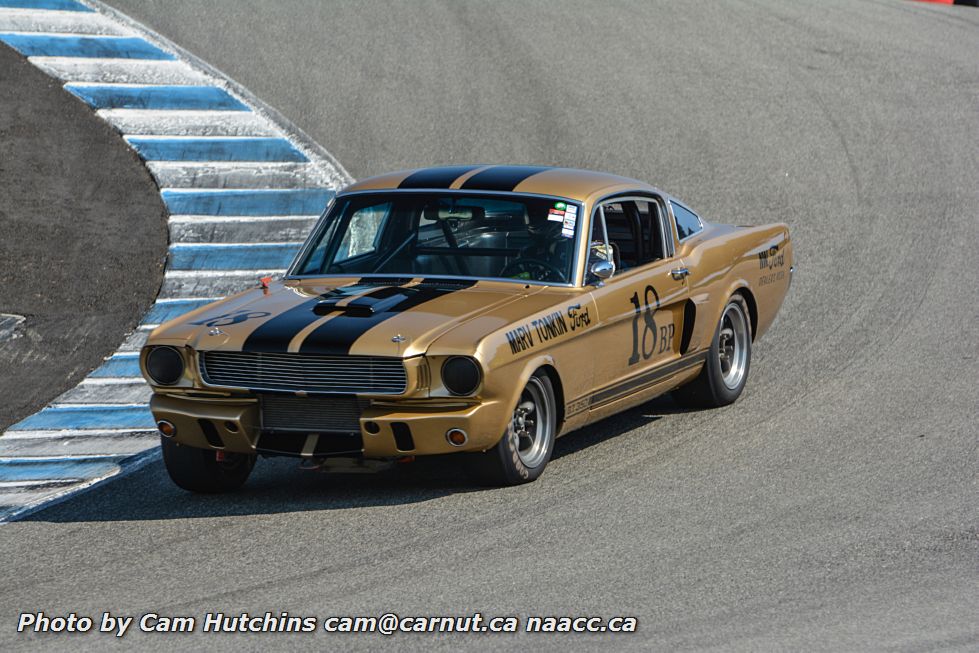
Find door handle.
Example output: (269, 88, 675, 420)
(670, 267, 689, 280)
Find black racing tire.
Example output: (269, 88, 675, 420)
(467, 370, 557, 486)
(673, 294, 752, 409)
(160, 436, 256, 493)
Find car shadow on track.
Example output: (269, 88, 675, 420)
(25, 396, 689, 523)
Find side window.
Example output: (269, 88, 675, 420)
(635, 199, 667, 262)
(670, 201, 702, 240)
(591, 199, 669, 273)
(335, 202, 391, 261)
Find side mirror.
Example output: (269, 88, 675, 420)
(589, 259, 615, 283)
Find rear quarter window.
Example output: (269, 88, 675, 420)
(670, 201, 703, 240)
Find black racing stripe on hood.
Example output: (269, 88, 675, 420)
(241, 286, 401, 353)
(459, 165, 552, 191)
(298, 279, 477, 355)
(398, 166, 482, 189)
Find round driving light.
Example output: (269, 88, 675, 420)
(446, 428, 468, 447)
(364, 421, 380, 435)
(146, 346, 184, 385)
(441, 357, 481, 396)
(157, 420, 176, 438)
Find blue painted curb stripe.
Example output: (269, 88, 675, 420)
(161, 189, 334, 216)
(127, 137, 307, 163)
(0, 34, 173, 60)
(64, 84, 247, 111)
(169, 244, 301, 270)
(0, 459, 122, 483)
(0, 0, 93, 10)
(144, 299, 216, 325)
(10, 405, 156, 431)
(89, 355, 141, 378)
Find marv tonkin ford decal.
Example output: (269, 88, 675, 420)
(506, 307, 589, 354)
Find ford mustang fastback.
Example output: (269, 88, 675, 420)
(141, 165, 793, 490)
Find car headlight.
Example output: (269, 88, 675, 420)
(145, 346, 185, 385)
(441, 356, 482, 396)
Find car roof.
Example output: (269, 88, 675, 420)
(340, 165, 662, 204)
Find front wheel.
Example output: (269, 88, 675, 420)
(160, 437, 256, 493)
(467, 371, 557, 486)
(673, 294, 752, 408)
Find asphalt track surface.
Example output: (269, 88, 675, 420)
(0, 42, 166, 432)
(2, 0, 977, 650)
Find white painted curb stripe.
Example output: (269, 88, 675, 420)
(0, 0, 352, 522)
(99, 109, 278, 137)
(31, 57, 209, 84)
(150, 162, 333, 189)
(0, 9, 128, 35)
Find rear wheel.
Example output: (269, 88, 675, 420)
(160, 437, 256, 493)
(468, 371, 556, 486)
(673, 294, 752, 408)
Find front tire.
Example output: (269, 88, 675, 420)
(160, 436, 256, 493)
(673, 294, 752, 408)
(468, 371, 557, 486)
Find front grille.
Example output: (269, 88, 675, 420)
(199, 351, 407, 394)
(260, 395, 368, 433)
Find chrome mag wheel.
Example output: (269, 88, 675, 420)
(510, 375, 553, 469)
(718, 301, 749, 390)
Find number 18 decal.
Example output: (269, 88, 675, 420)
(628, 285, 674, 365)
(628, 286, 659, 365)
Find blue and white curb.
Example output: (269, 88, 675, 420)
(0, 0, 352, 521)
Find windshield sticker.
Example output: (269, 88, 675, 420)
(554, 202, 567, 210)
(561, 211, 576, 238)
(560, 205, 577, 237)
(548, 208, 566, 222)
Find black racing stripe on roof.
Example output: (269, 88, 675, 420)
(459, 165, 553, 191)
(397, 166, 482, 189)
(298, 278, 476, 356)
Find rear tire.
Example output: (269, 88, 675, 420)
(160, 436, 256, 493)
(467, 371, 556, 486)
(673, 294, 752, 408)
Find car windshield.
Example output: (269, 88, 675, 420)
(293, 192, 582, 284)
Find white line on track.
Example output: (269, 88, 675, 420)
(0, 480, 79, 489)
(78, 377, 142, 385)
(0, 454, 129, 461)
(168, 241, 304, 248)
(164, 268, 288, 276)
(167, 214, 318, 223)
(3, 429, 157, 440)
(47, 403, 149, 409)
(153, 296, 223, 303)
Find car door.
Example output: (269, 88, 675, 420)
(584, 196, 689, 407)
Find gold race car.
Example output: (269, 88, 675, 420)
(141, 165, 793, 490)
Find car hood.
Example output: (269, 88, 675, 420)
(148, 277, 574, 358)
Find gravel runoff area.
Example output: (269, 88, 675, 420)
(0, 42, 166, 431)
